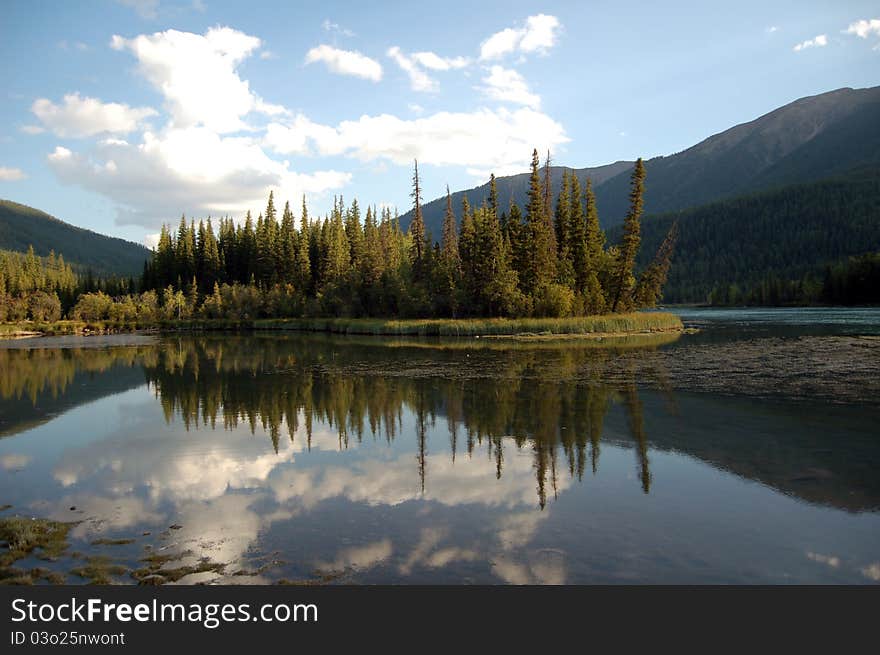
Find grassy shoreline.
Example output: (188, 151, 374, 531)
(0, 312, 682, 339)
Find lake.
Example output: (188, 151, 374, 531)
(1, 308, 879, 584)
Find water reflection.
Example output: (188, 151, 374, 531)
(1, 330, 879, 584)
(138, 335, 669, 507)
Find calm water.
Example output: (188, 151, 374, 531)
(1, 308, 879, 584)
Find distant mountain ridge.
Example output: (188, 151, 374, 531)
(0, 199, 150, 277)
(625, 165, 880, 303)
(402, 85, 880, 236)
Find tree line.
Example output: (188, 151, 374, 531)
(705, 251, 880, 306)
(631, 166, 880, 306)
(131, 150, 675, 321)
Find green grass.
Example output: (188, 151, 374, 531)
(1, 312, 682, 339)
(0, 516, 71, 568)
(253, 312, 683, 337)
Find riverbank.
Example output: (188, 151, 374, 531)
(0, 312, 682, 339)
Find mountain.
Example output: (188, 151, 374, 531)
(593, 86, 880, 222)
(401, 160, 633, 239)
(0, 199, 151, 277)
(401, 85, 880, 236)
(624, 165, 880, 303)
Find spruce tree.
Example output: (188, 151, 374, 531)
(408, 160, 427, 276)
(280, 200, 296, 283)
(610, 158, 645, 312)
(523, 149, 556, 295)
(345, 199, 364, 271)
(554, 170, 575, 288)
(440, 186, 461, 297)
(634, 221, 677, 308)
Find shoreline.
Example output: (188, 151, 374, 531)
(0, 312, 683, 340)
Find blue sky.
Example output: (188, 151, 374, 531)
(1, 0, 878, 247)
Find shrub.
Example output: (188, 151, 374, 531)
(28, 291, 62, 322)
(533, 283, 575, 318)
(70, 292, 113, 321)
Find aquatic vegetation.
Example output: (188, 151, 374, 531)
(0, 516, 72, 567)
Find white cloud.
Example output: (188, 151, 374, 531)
(20, 125, 46, 135)
(32, 93, 157, 138)
(387, 46, 438, 92)
(316, 539, 393, 573)
(766, 26, 778, 34)
(411, 51, 469, 71)
(806, 551, 840, 568)
(408, 103, 424, 115)
(481, 65, 540, 108)
(264, 106, 568, 177)
(793, 34, 828, 51)
(480, 28, 521, 61)
(844, 18, 880, 39)
(48, 128, 350, 228)
(0, 453, 32, 469)
(42, 27, 350, 230)
(143, 232, 161, 249)
(304, 44, 383, 82)
(110, 27, 281, 133)
(259, 50, 275, 60)
(385, 48, 469, 93)
(862, 562, 880, 581)
(0, 167, 27, 181)
(480, 14, 561, 60)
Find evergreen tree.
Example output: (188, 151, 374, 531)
(634, 221, 677, 308)
(280, 200, 297, 283)
(361, 205, 383, 286)
(408, 160, 427, 277)
(345, 198, 365, 271)
(458, 196, 476, 310)
(610, 158, 645, 312)
(439, 186, 461, 314)
(554, 170, 575, 288)
(523, 149, 556, 295)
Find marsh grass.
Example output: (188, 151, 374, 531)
(0, 516, 71, 568)
(254, 312, 683, 337)
(70, 555, 129, 584)
(1, 312, 681, 338)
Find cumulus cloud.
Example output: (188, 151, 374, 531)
(48, 129, 350, 228)
(316, 539, 393, 573)
(480, 14, 561, 60)
(305, 44, 383, 81)
(385, 48, 468, 92)
(31, 93, 157, 138)
(20, 125, 45, 135)
(844, 18, 880, 38)
(862, 562, 880, 581)
(844, 18, 880, 49)
(110, 27, 283, 133)
(42, 27, 349, 229)
(0, 167, 27, 181)
(0, 453, 32, 469)
(387, 46, 438, 92)
(480, 66, 540, 108)
(793, 34, 828, 51)
(411, 51, 469, 71)
(264, 107, 567, 177)
(806, 551, 840, 568)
